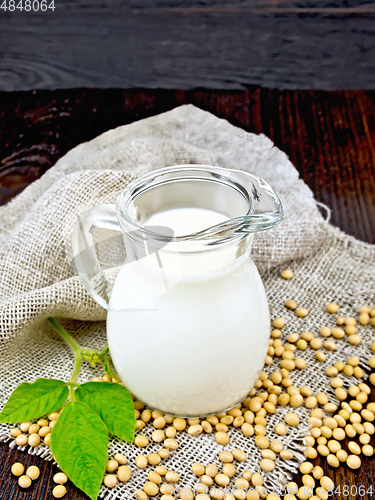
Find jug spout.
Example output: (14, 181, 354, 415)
(245, 171, 284, 230)
(178, 170, 283, 243)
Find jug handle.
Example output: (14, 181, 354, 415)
(72, 204, 120, 310)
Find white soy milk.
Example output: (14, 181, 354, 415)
(145, 207, 229, 236)
(107, 207, 270, 416)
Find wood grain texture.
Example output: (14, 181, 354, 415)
(0, 88, 374, 499)
(0, 445, 86, 500)
(1, 5, 375, 91)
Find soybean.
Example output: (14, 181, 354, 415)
(260, 459, 275, 472)
(327, 303, 339, 313)
(188, 425, 203, 436)
(53, 485, 67, 498)
(273, 318, 285, 329)
(117, 466, 131, 482)
(281, 269, 294, 279)
(296, 308, 309, 318)
(143, 481, 159, 496)
(215, 431, 229, 444)
(12, 462, 26, 478)
(286, 300, 298, 310)
(285, 412, 300, 426)
(223, 463, 236, 477)
(192, 463, 205, 475)
(347, 455, 361, 469)
(104, 475, 118, 488)
(18, 475, 32, 489)
(135, 435, 149, 447)
(165, 471, 180, 483)
(135, 455, 148, 469)
(26, 466, 40, 481)
(215, 474, 230, 486)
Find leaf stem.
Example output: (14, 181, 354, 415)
(66, 382, 80, 388)
(99, 345, 109, 358)
(102, 357, 119, 382)
(48, 318, 83, 383)
(48, 318, 118, 384)
(70, 351, 82, 384)
(69, 384, 75, 402)
(48, 318, 81, 352)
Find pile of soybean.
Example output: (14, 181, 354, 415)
(8, 268, 375, 500)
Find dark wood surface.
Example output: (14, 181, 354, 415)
(1, 1, 375, 91)
(0, 88, 374, 499)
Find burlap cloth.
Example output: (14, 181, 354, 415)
(0, 105, 374, 498)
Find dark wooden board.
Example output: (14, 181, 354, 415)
(0, 88, 374, 499)
(1, 2, 375, 91)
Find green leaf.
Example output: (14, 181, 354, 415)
(75, 382, 135, 441)
(50, 401, 108, 500)
(0, 378, 69, 423)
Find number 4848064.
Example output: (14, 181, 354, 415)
(1, 0, 55, 10)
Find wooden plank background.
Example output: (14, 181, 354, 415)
(0, 87, 375, 499)
(1, 1, 375, 91)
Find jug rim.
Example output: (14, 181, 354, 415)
(116, 164, 283, 245)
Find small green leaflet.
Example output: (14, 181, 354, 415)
(75, 382, 135, 442)
(50, 401, 108, 500)
(0, 379, 69, 422)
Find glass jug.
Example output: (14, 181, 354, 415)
(72, 165, 283, 417)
